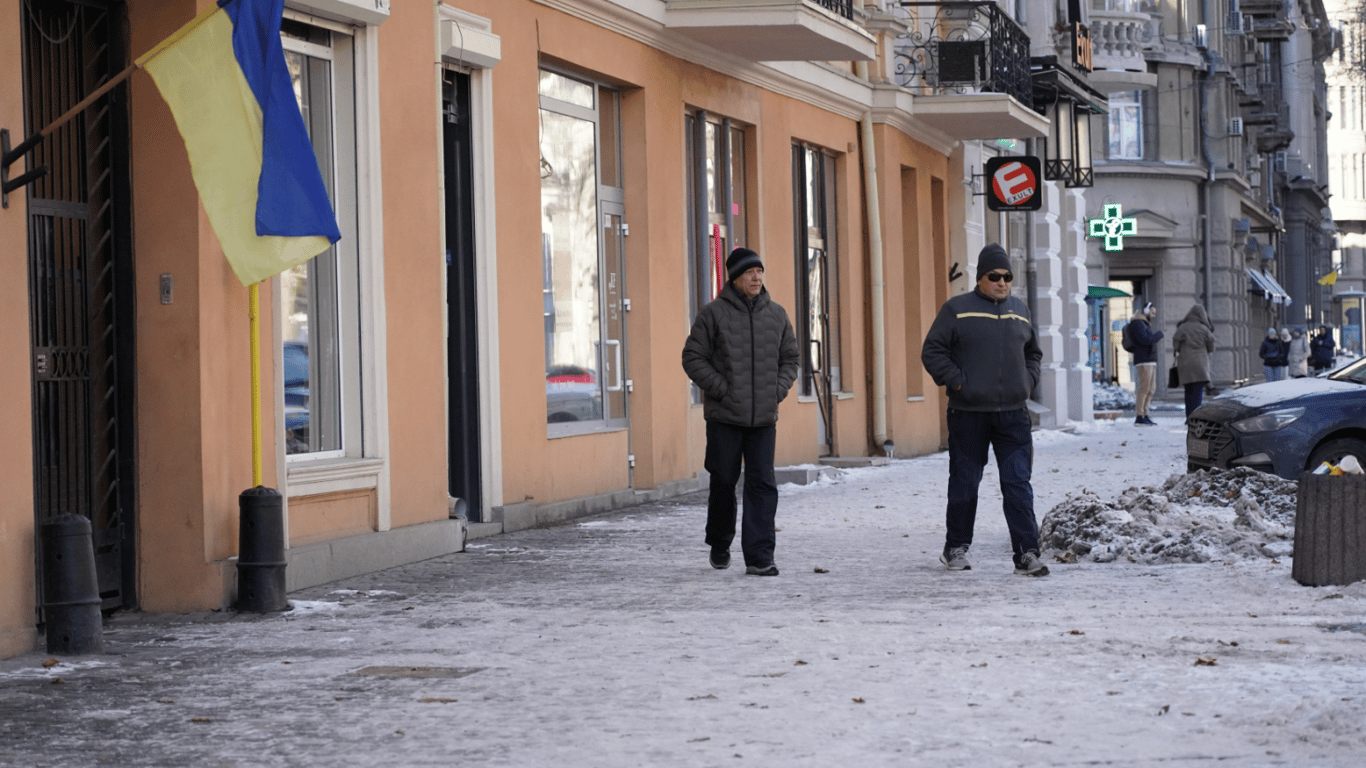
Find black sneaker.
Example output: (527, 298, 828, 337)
(1014, 550, 1050, 577)
(745, 564, 779, 576)
(709, 547, 731, 570)
(1140, 416, 1158, 426)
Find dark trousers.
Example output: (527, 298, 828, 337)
(1183, 381, 1207, 417)
(704, 420, 778, 567)
(945, 408, 1040, 561)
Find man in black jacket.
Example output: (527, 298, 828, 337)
(1125, 302, 1164, 426)
(682, 247, 800, 576)
(920, 243, 1048, 576)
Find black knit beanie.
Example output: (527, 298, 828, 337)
(976, 243, 1011, 280)
(726, 247, 764, 284)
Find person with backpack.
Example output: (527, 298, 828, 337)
(1258, 327, 1283, 382)
(1123, 302, 1163, 426)
(1310, 325, 1336, 373)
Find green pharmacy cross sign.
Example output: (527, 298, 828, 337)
(1088, 203, 1137, 251)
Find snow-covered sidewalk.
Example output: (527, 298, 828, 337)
(2, 415, 1364, 767)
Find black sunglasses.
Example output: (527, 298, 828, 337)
(985, 272, 1014, 283)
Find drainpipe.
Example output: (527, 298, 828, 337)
(855, 60, 889, 456)
(1199, 3, 1214, 313)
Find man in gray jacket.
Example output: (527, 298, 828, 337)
(920, 243, 1048, 576)
(682, 247, 800, 576)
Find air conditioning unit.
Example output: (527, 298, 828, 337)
(1273, 151, 1288, 172)
(1227, 12, 1244, 35)
(1230, 117, 1244, 136)
(1248, 154, 1262, 169)
(1233, 217, 1251, 233)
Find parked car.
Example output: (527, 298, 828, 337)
(1186, 356, 1366, 478)
(283, 341, 310, 453)
(546, 364, 601, 423)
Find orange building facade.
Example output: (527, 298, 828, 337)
(2, 0, 1069, 658)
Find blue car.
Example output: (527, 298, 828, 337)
(1186, 356, 1366, 478)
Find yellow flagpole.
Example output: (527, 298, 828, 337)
(249, 282, 263, 488)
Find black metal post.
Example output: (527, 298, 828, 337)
(236, 486, 288, 613)
(40, 514, 105, 654)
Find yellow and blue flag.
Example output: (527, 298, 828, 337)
(1318, 270, 1339, 286)
(141, 0, 341, 287)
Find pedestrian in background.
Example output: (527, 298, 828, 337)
(1288, 327, 1310, 378)
(1310, 325, 1336, 373)
(1258, 328, 1282, 382)
(682, 247, 800, 576)
(1123, 302, 1163, 426)
(1275, 328, 1292, 381)
(1173, 304, 1216, 418)
(920, 243, 1048, 577)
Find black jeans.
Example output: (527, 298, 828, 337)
(944, 408, 1040, 562)
(704, 420, 778, 568)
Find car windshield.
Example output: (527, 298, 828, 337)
(1327, 357, 1366, 385)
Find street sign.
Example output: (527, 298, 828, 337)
(985, 156, 1042, 212)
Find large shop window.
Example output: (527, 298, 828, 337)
(540, 69, 626, 434)
(792, 143, 842, 398)
(280, 18, 361, 458)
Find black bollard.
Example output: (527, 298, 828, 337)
(236, 486, 288, 612)
(40, 514, 104, 655)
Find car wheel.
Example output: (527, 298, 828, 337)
(1306, 438, 1366, 472)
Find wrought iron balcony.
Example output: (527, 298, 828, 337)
(893, 3, 1030, 101)
(890, 3, 1047, 139)
(665, 0, 874, 62)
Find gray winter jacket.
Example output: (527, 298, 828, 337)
(682, 285, 800, 427)
(1172, 305, 1216, 385)
(920, 287, 1042, 412)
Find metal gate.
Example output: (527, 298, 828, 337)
(23, 0, 136, 613)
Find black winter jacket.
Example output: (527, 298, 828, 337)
(920, 287, 1042, 412)
(1126, 312, 1164, 365)
(682, 285, 800, 427)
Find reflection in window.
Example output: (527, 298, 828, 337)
(281, 19, 350, 456)
(1108, 90, 1143, 160)
(540, 70, 625, 431)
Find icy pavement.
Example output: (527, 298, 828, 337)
(3, 415, 1366, 767)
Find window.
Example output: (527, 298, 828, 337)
(792, 143, 842, 398)
(685, 110, 748, 316)
(280, 17, 361, 458)
(1108, 90, 1142, 160)
(540, 68, 626, 432)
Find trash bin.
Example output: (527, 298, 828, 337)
(1292, 472, 1366, 587)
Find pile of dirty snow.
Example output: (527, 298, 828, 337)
(1039, 467, 1298, 564)
(1092, 381, 1135, 411)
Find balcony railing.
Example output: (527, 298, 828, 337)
(810, 0, 853, 20)
(1088, 10, 1156, 73)
(891, 2, 1031, 104)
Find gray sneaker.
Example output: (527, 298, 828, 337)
(1014, 550, 1050, 577)
(939, 546, 971, 571)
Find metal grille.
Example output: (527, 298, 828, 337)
(1187, 418, 1235, 457)
(24, 0, 133, 612)
(810, 0, 853, 20)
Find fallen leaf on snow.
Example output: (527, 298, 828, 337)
(1195, 657, 1218, 666)
(852, 697, 865, 703)
(1068, 630, 1085, 635)
(688, 737, 710, 743)
(1276, 639, 1291, 644)
(50, 678, 64, 685)
(419, 697, 457, 703)
(40, 659, 59, 668)
(794, 660, 808, 665)
(813, 567, 829, 574)
(687, 694, 717, 701)
(190, 717, 212, 724)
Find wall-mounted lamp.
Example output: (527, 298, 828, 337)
(1043, 98, 1074, 183)
(1069, 109, 1094, 188)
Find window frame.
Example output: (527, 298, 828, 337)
(274, 9, 390, 523)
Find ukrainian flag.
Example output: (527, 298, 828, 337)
(141, 0, 341, 287)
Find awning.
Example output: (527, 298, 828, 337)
(1087, 285, 1131, 299)
(1246, 268, 1290, 305)
(1261, 270, 1293, 307)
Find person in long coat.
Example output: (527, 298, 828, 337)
(1172, 304, 1216, 418)
(1288, 327, 1310, 378)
